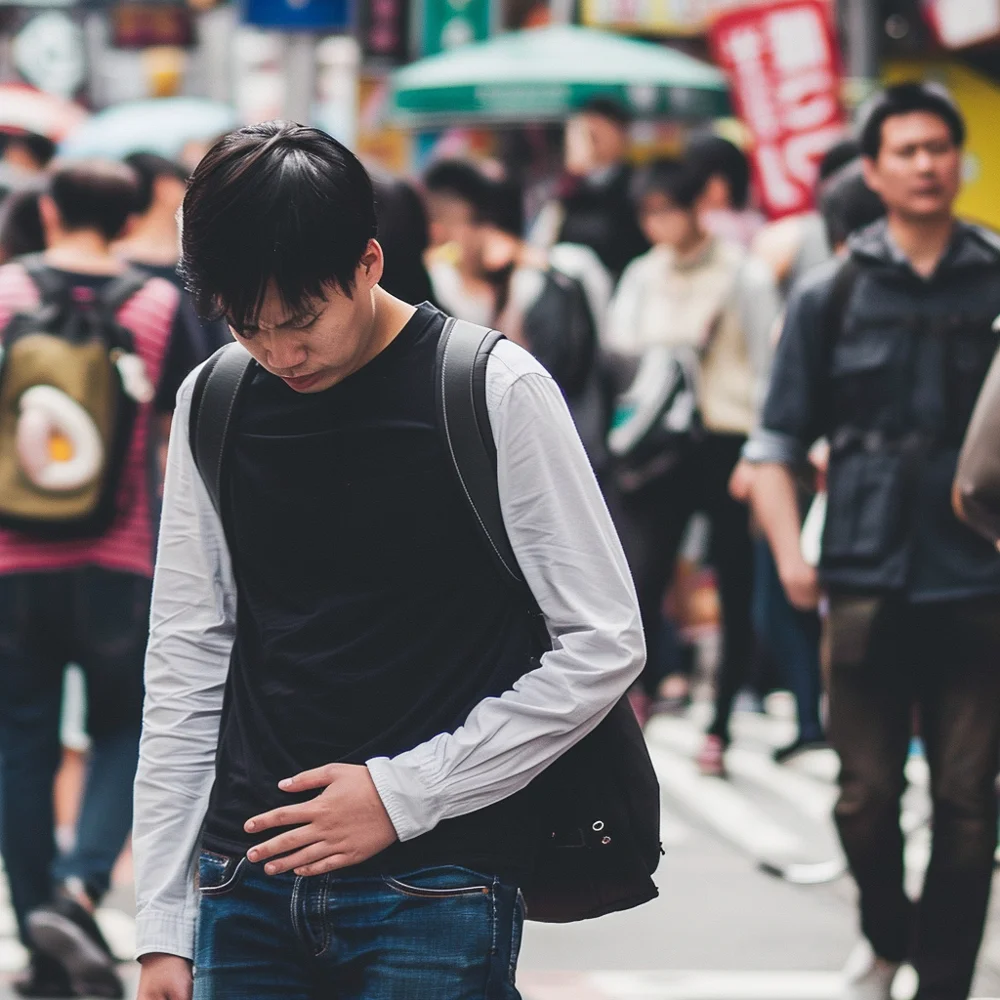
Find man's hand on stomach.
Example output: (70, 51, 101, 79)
(245, 763, 398, 876)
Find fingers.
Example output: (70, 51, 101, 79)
(247, 825, 319, 864)
(278, 763, 339, 792)
(262, 841, 338, 876)
(289, 853, 354, 877)
(244, 801, 313, 834)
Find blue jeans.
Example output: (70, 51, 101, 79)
(194, 852, 525, 1000)
(752, 540, 824, 743)
(0, 568, 149, 943)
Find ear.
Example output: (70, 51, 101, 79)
(359, 238, 384, 290)
(861, 156, 881, 198)
(38, 195, 60, 241)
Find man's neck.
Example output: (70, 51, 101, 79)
(45, 231, 122, 276)
(674, 231, 713, 268)
(886, 212, 955, 279)
(114, 213, 179, 268)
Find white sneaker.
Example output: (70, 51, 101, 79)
(841, 940, 901, 1000)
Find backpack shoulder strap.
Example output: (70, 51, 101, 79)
(19, 254, 67, 305)
(189, 342, 255, 519)
(821, 256, 862, 360)
(99, 267, 150, 314)
(434, 316, 526, 589)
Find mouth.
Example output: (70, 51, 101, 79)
(279, 371, 324, 391)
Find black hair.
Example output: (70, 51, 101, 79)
(632, 157, 709, 211)
(181, 121, 378, 334)
(1, 133, 57, 170)
(819, 161, 886, 248)
(859, 82, 966, 160)
(817, 139, 861, 183)
(481, 175, 524, 238)
(124, 152, 190, 215)
(685, 134, 750, 209)
(577, 96, 632, 128)
(49, 160, 141, 241)
(423, 159, 492, 220)
(0, 183, 45, 263)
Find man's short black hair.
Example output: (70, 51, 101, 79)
(124, 152, 190, 214)
(50, 160, 141, 241)
(685, 134, 751, 210)
(423, 159, 492, 220)
(819, 160, 886, 248)
(577, 96, 632, 128)
(481, 175, 524, 238)
(632, 157, 709, 212)
(1, 133, 57, 170)
(818, 138, 861, 183)
(859, 82, 966, 160)
(181, 121, 377, 334)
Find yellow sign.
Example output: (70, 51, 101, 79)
(885, 60, 1000, 233)
(582, 0, 758, 36)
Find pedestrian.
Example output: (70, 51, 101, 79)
(532, 97, 649, 283)
(0, 159, 200, 998)
(116, 153, 230, 354)
(686, 133, 766, 251)
(607, 156, 780, 772)
(0, 180, 45, 264)
(132, 122, 645, 1000)
(747, 82, 1000, 1000)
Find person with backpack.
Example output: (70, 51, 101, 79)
(747, 83, 1000, 1000)
(132, 122, 649, 1000)
(0, 159, 203, 999)
(607, 156, 779, 767)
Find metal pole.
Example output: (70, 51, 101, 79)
(549, 0, 575, 26)
(284, 31, 316, 123)
(842, 0, 879, 83)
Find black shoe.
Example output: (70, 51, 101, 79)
(12, 953, 76, 998)
(773, 738, 830, 764)
(26, 898, 123, 1000)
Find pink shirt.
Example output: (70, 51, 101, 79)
(0, 262, 179, 579)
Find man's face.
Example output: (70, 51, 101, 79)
(154, 175, 187, 219)
(230, 241, 382, 394)
(639, 191, 699, 250)
(426, 191, 485, 269)
(565, 112, 627, 174)
(862, 111, 961, 223)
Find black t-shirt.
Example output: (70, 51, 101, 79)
(201, 304, 542, 880)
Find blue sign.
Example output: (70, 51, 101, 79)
(243, 0, 351, 31)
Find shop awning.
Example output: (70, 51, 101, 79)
(388, 25, 731, 127)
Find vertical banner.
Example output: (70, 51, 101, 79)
(709, 0, 846, 219)
(360, 0, 409, 63)
(423, 0, 491, 56)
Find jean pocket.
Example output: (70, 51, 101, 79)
(196, 851, 248, 897)
(382, 866, 494, 900)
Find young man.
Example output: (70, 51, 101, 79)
(748, 83, 1000, 1000)
(0, 160, 199, 999)
(607, 157, 779, 769)
(133, 122, 644, 1000)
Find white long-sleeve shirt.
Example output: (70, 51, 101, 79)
(132, 338, 645, 961)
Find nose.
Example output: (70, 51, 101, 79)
(262, 333, 307, 373)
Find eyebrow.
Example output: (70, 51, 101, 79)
(241, 309, 320, 333)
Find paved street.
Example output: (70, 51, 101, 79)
(2, 701, 999, 1000)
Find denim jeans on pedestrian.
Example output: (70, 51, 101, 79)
(752, 539, 824, 744)
(194, 852, 525, 1000)
(0, 567, 149, 943)
(826, 593, 1000, 1000)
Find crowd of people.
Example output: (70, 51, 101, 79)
(0, 78, 994, 1000)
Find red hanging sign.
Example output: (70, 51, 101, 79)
(709, 0, 847, 219)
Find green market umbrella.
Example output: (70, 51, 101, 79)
(388, 25, 731, 127)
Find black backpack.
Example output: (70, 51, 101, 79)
(0, 257, 150, 539)
(189, 317, 662, 923)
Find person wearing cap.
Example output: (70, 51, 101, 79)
(747, 82, 1000, 1000)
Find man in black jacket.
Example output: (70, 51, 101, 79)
(748, 84, 1000, 1000)
(553, 97, 649, 282)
